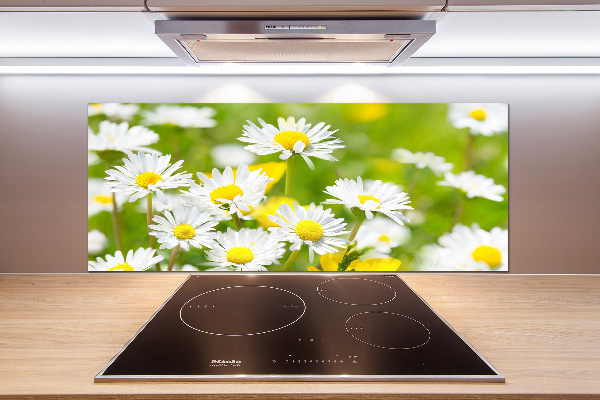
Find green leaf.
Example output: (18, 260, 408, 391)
(337, 243, 369, 271)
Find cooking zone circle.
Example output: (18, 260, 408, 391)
(345, 311, 431, 350)
(316, 278, 397, 305)
(180, 286, 306, 336)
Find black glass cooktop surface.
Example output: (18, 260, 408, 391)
(95, 274, 503, 382)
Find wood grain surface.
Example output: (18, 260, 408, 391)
(0, 274, 598, 399)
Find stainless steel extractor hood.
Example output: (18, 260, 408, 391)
(155, 20, 436, 67)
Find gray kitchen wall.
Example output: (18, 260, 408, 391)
(0, 73, 599, 273)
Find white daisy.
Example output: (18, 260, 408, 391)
(88, 103, 140, 121)
(88, 230, 108, 254)
(391, 148, 454, 176)
(88, 178, 128, 216)
(88, 121, 160, 154)
(238, 116, 344, 170)
(184, 164, 272, 217)
(141, 105, 217, 128)
(355, 216, 411, 255)
(438, 171, 506, 202)
(448, 103, 508, 136)
(149, 205, 217, 251)
(323, 176, 413, 224)
(268, 202, 348, 263)
(416, 244, 448, 271)
(210, 144, 258, 168)
(419, 224, 508, 271)
(88, 248, 163, 271)
(105, 152, 193, 204)
(205, 228, 285, 271)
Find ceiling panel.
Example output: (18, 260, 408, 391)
(413, 11, 600, 57)
(0, 12, 174, 57)
(0, 11, 599, 58)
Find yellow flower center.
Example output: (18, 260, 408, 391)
(173, 224, 195, 240)
(472, 245, 502, 268)
(210, 184, 243, 203)
(358, 195, 380, 208)
(470, 109, 487, 121)
(273, 130, 310, 151)
(226, 247, 255, 264)
(108, 263, 134, 271)
(378, 235, 390, 243)
(295, 220, 324, 242)
(94, 195, 113, 204)
(136, 172, 162, 188)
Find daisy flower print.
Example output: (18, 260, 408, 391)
(447, 103, 508, 136)
(88, 103, 140, 121)
(355, 216, 412, 256)
(88, 248, 163, 271)
(88, 121, 160, 154)
(205, 228, 285, 271)
(420, 224, 508, 271)
(149, 205, 218, 251)
(323, 177, 413, 224)
(268, 202, 348, 263)
(88, 103, 508, 272)
(438, 171, 506, 202)
(141, 105, 217, 128)
(184, 164, 272, 217)
(105, 151, 193, 203)
(238, 116, 344, 169)
(392, 148, 454, 176)
(88, 178, 126, 216)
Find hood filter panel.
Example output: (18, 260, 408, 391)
(156, 20, 436, 67)
(182, 39, 410, 63)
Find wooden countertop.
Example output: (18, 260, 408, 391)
(0, 274, 598, 400)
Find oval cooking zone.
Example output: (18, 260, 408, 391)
(180, 285, 306, 336)
(316, 277, 397, 306)
(345, 311, 431, 350)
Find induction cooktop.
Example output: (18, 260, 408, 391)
(95, 274, 504, 382)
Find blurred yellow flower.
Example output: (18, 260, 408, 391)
(309, 251, 401, 272)
(252, 162, 286, 193)
(319, 251, 346, 271)
(251, 196, 296, 228)
(345, 103, 389, 123)
(201, 162, 286, 194)
(371, 157, 402, 175)
(348, 258, 401, 271)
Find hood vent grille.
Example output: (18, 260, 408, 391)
(182, 39, 411, 63)
(156, 20, 435, 67)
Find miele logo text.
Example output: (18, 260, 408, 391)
(210, 359, 242, 367)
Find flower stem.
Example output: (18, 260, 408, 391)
(285, 157, 294, 197)
(283, 249, 300, 271)
(451, 195, 464, 230)
(167, 244, 180, 272)
(232, 213, 243, 229)
(407, 167, 420, 199)
(348, 219, 365, 242)
(111, 193, 124, 253)
(147, 195, 155, 249)
(464, 133, 476, 171)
